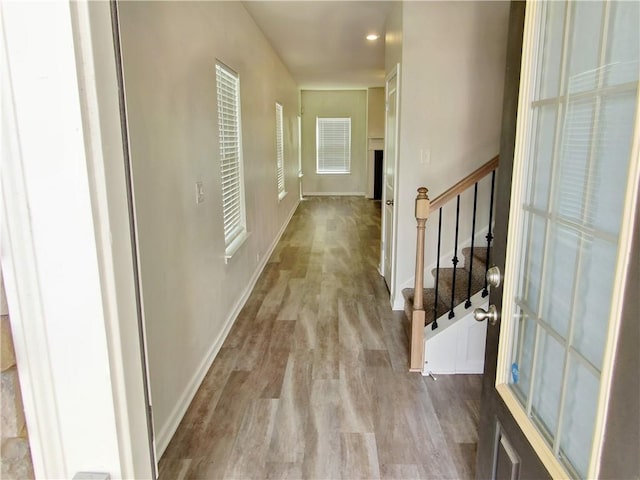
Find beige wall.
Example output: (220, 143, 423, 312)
(367, 87, 385, 139)
(385, 2, 403, 74)
(390, 1, 510, 308)
(118, 1, 300, 454)
(301, 90, 367, 195)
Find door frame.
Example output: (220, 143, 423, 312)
(298, 115, 303, 200)
(110, 0, 159, 474)
(380, 63, 401, 305)
(0, 1, 155, 477)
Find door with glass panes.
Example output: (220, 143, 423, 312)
(476, 1, 639, 478)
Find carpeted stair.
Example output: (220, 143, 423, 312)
(402, 247, 491, 329)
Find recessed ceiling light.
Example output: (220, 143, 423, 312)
(366, 34, 380, 41)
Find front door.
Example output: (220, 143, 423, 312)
(477, 1, 639, 479)
(382, 65, 399, 293)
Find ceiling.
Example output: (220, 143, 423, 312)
(242, 1, 395, 89)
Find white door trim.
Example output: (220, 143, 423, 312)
(1, 2, 154, 478)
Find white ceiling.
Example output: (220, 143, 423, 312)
(242, 1, 395, 89)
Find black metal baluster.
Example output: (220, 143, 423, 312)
(465, 182, 479, 308)
(482, 171, 496, 297)
(432, 208, 443, 330)
(449, 195, 461, 319)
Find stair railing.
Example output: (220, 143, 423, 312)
(409, 155, 499, 371)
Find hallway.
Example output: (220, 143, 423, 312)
(159, 197, 481, 479)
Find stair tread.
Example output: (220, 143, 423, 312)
(461, 246, 490, 274)
(402, 288, 450, 324)
(403, 246, 492, 328)
(433, 266, 485, 309)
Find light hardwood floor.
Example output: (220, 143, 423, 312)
(159, 197, 482, 479)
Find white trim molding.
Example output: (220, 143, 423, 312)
(303, 192, 366, 196)
(1, 2, 154, 478)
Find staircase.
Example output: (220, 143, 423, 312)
(402, 246, 490, 328)
(404, 155, 498, 373)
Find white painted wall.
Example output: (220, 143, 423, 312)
(117, 1, 300, 454)
(390, 1, 510, 308)
(1, 1, 152, 478)
(301, 90, 367, 195)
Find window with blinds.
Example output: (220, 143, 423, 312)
(216, 62, 246, 252)
(275, 103, 286, 199)
(316, 117, 351, 174)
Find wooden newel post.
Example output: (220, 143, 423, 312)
(413, 187, 430, 310)
(410, 187, 430, 372)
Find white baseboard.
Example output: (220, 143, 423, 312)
(392, 295, 404, 311)
(303, 191, 366, 196)
(154, 199, 300, 457)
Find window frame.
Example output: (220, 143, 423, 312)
(275, 102, 286, 200)
(316, 117, 352, 175)
(215, 61, 247, 260)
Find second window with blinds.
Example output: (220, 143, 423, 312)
(316, 117, 351, 174)
(275, 103, 286, 200)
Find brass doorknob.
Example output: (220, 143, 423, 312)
(474, 304, 499, 326)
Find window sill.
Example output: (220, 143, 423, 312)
(224, 230, 250, 264)
(278, 190, 288, 202)
(316, 171, 351, 175)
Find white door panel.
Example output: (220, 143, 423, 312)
(382, 65, 399, 294)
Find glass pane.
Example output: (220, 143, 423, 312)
(559, 358, 599, 478)
(572, 238, 616, 369)
(531, 331, 564, 440)
(510, 308, 537, 405)
(541, 225, 579, 337)
(605, 1, 640, 86)
(518, 213, 545, 314)
(566, 1, 603, 94)
(557, 99, 595, 224)
(537, 2, 566, 100)
(527, 105, 557, 210)
(588, 91, 638, 235)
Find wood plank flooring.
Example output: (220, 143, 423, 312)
(159, 197, 482, 479)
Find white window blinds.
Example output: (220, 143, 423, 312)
(216, 62, 245, 249)
(316, 117, 351, 174)
(275, 103, 285, 198)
